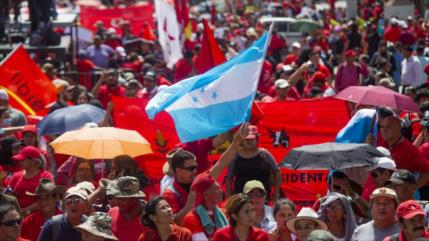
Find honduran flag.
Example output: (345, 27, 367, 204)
(146, 31, 272, 143)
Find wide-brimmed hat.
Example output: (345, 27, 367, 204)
(108, 176, 145, 198)
(76, 212, 118, 240)
(286, 207, 327, 233)
(26, 178, 64, 196)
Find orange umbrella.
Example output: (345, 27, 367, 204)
(50, 127, 152, 159)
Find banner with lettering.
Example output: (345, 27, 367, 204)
(257, 98, 350, 205)
(80, 4, 155, 36)
(0, 45, 57, 116)
(112, 97, 351, 203)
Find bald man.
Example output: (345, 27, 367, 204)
(380, 116, 429, 191)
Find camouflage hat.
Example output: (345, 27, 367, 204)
(307, 230, 335, 241)
(105, 179, 119, 197)
(109, 176, 145, 198)
(76, 212, 118, 240)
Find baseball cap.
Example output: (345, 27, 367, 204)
(191, 171, 215, 193)
(386, 169, 416, 186)
(243, 180, 265, 194)
(12, 146, 42, 161)
(274, 79, 290, 89)
(0, 89, 9, 100)
(375, 157, 396, 171)
(345, 49, 356, 58)
(65, 186, 89, 200)
(245, 125, 259, 140)
(291, 42, 301, 49)
(397, 200, 425, 219)
(370, 187, 398, 201)
(22, 125, 37, 134)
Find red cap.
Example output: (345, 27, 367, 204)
(245, 125, 259, 139)
(311, 71, 327, 82)
(397, 200, 425, 219)
(191, 171, 215, 193)
(13, 146, 41, 161)
(345, 49, 357, 58)
(23, 125, 37, 134)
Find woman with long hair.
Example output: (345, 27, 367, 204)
(139, 196, 192, 241)
(212, 193, 269, 241)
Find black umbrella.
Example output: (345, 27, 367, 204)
(280, 142, 384, 170)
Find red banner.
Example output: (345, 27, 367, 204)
(0, 45, 57, 116)
(80, 4, 155, 36)
(257, 98, 350, 205)
(112, 97, 351, 203)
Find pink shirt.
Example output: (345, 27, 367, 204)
(8, 170, 54, 208)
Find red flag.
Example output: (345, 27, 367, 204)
(80, 4, 154, 36)
(257, 98, 350, 205)
(0, 45, 56, 116)
(195, 19, 227, 74)
(112, 96, 181, 199)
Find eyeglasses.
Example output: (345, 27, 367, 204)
(295, 224, 315, 231)
(0, 219, 22, 227)
(65, 197, 85, 205)
(247, 190, 265, 199)
(179, 166, 197, 172)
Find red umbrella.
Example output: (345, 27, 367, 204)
(334, 85, 419, 112)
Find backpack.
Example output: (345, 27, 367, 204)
(401, 113, 420, 142)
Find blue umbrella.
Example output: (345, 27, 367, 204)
(37, 104, 106, 135)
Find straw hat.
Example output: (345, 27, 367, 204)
(286, 207, 328, 233)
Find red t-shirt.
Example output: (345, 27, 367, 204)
(76, 59, 95, 90)
(108, 207, 145, 241)
(163, 180, 189, 214)
(212, 226, 269, 241)
(258, 60, 273, 95)
(138, 224, 192, 241)
(97, 85, 126, 109)
(21, 208, 63, 241)
(283, 54, 297, 65)
(386, 138, 429, 173)
(8, 170, 54, 208)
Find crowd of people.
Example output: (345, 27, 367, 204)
(2, 0, 429, 241)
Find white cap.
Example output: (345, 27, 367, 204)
(282, 65, 293, 72)
(376, 157, 396, 171)
(376, 146, 392, 158)
(0, 89, 9, 100)
(274, 79, 290, 89)
(115, 47, 126, 57)
(291, 42, 301, 49)
(246, 27, 258, 37)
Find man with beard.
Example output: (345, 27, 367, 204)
(92, 69, 126, 108)
(383, 200, 429, 241)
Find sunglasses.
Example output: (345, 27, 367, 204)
(0, 219, 22, 227)
(180, 166, 197, 172)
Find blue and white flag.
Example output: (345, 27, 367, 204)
(146, 32, 271, 142)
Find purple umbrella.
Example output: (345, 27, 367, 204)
(334, 85, 419, 112)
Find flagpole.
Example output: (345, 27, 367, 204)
(0, 43, 23, 66)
